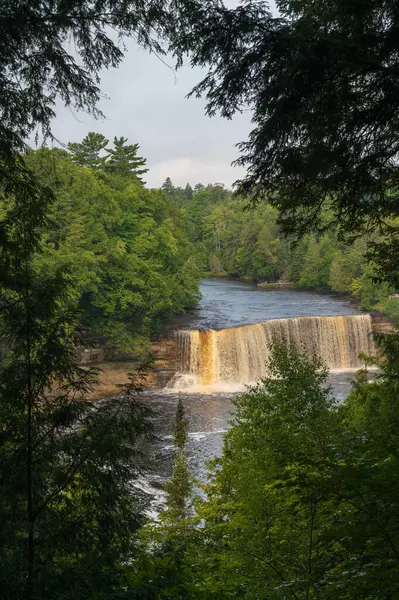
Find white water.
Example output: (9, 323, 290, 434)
(170, 314, 375, 392)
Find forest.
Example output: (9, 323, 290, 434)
(18, 138, 201, 354)
(13, 140, 398, 363)
(163, 179, 398, 319)
(1, 1, 399, 599)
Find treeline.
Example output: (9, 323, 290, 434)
(2, 1, 399, 598)
(3, 159, 399, 597)
(15, 135, 201, 354)
(162, 179, 398, 319)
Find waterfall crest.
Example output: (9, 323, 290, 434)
(170, 314, 375, 391)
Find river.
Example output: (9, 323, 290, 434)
(137, 278, 372, 515)
(171, 277, 361, 330)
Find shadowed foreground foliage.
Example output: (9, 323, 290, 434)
(132, 340, 399, 599)
(0, 156, 154, 600)
(171, 0, 399, 286)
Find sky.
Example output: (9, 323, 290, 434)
(51, 1, 262, 190)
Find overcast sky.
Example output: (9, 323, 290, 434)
(51, 1, 276, 189)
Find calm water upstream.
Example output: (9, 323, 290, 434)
(136, 279, 369, 515)
(171, 277, 361, 330)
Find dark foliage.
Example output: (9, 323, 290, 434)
(174, 0, 399, 280)
(0, 135, 153, 600)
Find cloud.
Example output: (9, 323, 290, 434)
(147, 156, 246, 188)
(49, 2, 263, 188)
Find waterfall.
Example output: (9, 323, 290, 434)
(170, 314, 375, 391)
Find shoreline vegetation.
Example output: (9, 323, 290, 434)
(214, 275, 397, 331)
(162, 179, 398, 323)
(81, 278, 395, 399)
(40, 147, 394, 395)
(7, 138, 396, 399)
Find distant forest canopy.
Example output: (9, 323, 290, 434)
(13, 131, 397, 359)
(162, 177, 398, 320)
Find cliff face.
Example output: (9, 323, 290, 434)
(79, 335, 179, 399)
(370, 313, 396, 334)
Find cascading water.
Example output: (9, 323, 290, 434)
(170, 314, 375, 391)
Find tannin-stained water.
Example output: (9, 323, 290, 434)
(171, 314, 375, 392)
(139, 372, 361, 515)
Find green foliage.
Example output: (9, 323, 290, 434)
(0, 162, 153, 600)
(129, 397, 195, 599)
(181, 186, 394, 313)
(172, 395, 189, 450)
(381, 297, 399, 323)
(21, 146, 201, 354)
(164, 451, 192, 523)
(168, 340, 399, 599)
(0, 0, 223, 158)
(165, 395, 192, 522)
(162, 178, 230, 243)
(69, 132, 148, 181)
(351, 263, 393, 310)
(68, 132, 109, 170)
(192, 345, 336, 599)
(106, 136, 148, 181)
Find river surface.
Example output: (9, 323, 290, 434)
(138, 279, 366, 515)
(171, 277, 361, 330)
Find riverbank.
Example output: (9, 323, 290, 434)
(80, 335, 179, 400)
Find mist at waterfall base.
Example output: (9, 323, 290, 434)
(136, 279, 376, 515)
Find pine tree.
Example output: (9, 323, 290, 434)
(0, 1, 223, 160)
(68, 132, 109, 170)
(132, 396, 194, 598)
(105, 136, 148, 181)
(162, 177, 175, 197)
(172, 394, 189, 451)
(165, 395, 192, 522)
(184, 183, 193, 201)
(176, 0, 399, 285)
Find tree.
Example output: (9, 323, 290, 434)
(162, 177, 176, 197)
(0, 0, 224, 159)
(190, 344, 337, 598)
(165, 395, 192, 522)
(68, 132, 109, 170)
(127, 396, 195, 599)
(328, 333, 399, 599)
(190, 340, 399, 598)
(106, 136, 148, 181)
(184, 183, 193, 201)
(177, 0, 399, 284)
(20, 147, 201, 355)
(298, 237, 324, 288)
(172, 394, 189, 450)
(0, 165, 153, 599)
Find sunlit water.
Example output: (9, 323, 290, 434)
(135, 279, 370, 515)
